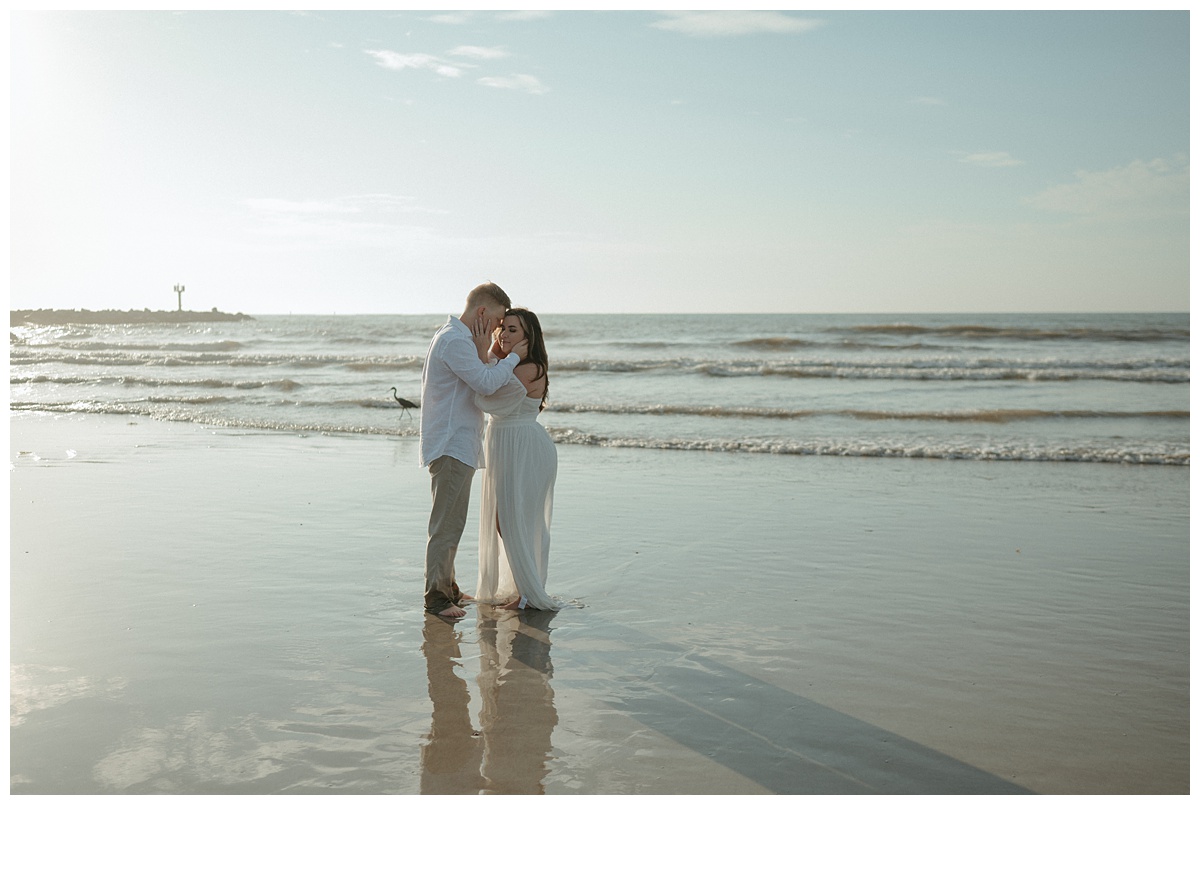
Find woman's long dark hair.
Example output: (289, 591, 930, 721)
(506, 307, 549, 411)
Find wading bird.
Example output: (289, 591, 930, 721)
(390, 387, 419, 418)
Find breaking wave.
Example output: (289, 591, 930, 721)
(842, 322, 1189, 342)
(548, 429, 1189, 465)
(548, 403, 1188, 423)
(10, 401, 1188, 466)
(551, 357, 1188, 383)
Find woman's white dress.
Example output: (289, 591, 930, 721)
(475, 376, 561, 610)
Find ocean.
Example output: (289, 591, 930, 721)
(8, 312, 1189, 466)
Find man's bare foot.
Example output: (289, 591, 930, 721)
(498, 598, 525, 611)
(458, 592, 475, 602)
(436, 604, 467, 619)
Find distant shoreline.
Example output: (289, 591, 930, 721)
(10, 308, 253, 325)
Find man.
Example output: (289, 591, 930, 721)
(419, 282, 527, 619)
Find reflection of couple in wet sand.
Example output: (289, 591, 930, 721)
(419, 282, 563, 619)
(419, 609, 558, 794)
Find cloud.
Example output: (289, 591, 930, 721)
(364, 49, 462, 78)
(477, 74, 548, 95)
(497, 11, 552, 22)
(245, 198, 360, 215)
(651, 11, 823, 38)
(425, 10, 549, 23)
(244, 194, 435, 217)
(954, 151, 1023, 168)
(352, 193, 430, 212)
(426, 12, 473, 25)
(1024, 156, 1189, 218)
(450, 45, 510, 60)
(366, 46, 545, 95)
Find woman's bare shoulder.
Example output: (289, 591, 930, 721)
(514, 362, 543, 381)
(514, 362, 546, 394)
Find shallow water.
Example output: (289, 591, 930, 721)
(9, 413, 1189, 793)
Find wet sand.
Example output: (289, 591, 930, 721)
(9, 412, 1189, 799)
(8, 409, 1193, 876)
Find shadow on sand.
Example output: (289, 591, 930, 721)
(586, 629, 1031, 794)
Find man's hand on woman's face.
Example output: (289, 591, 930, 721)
(471, 313, 491, 340)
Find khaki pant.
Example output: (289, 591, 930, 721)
(424, 455, 475, 613)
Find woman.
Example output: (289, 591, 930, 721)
(474, 308, 562, 611)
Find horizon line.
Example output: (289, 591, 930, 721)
(10, 307, 1190, 317)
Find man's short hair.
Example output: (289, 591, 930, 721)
(466, 282, 511, 311)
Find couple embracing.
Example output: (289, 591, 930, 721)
(418, 282, 562, 619)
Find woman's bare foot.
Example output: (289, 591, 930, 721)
(498, 598, 526, 611)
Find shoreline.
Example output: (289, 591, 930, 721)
(8, 411, 1191, 795)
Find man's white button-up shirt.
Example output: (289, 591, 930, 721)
(419, 316, 520, 469)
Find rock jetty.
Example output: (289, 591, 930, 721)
(10, 308, 252, 326)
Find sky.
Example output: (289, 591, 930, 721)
(9, 7, 1192, 315)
